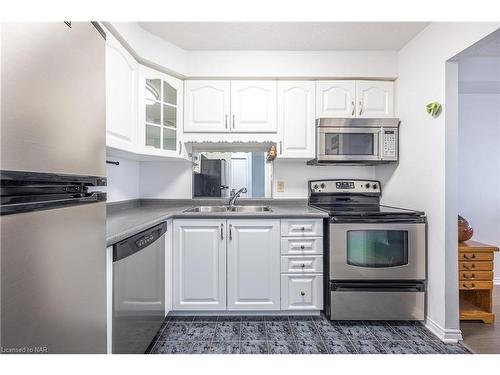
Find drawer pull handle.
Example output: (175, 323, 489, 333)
(300, 291, 305, 296)
(463, 282, 476, 289)
(463, 273, 476, 279)
(463, 264, 475, 270)
(301, 264, 306, 268)
(463, 254, 476, 260)
(301, 226, 305, 231)
(300, 245, 305, 250)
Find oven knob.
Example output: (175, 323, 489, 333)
(365, 183, 371, 188)
(372, 184, 378, 189)
(313, 184, 319, 190)
(320, 183, 326, 189)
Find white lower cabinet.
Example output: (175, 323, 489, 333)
(173, 219, 226, 311)
(227, 219, 280, 310)
(281, 274, 323, 310)
(172, 217, 323, 313)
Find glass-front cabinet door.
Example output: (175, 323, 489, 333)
(139, 66, 184, 157)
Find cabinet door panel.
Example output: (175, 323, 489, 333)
(231, 81, 277, 133)
(277, 81, 315, 158)
(184, 80, 230, 132)
(173, 219, 226, 310)
(281, 274, 323, 310)
(105, 34, 138, 150)
(316, 80, 356, 118)
(356, 80, 394, 118)
(227, 219, 280, 310)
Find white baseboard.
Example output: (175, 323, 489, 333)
(425, 316, 463, 343)
(494, 277, 500, 285)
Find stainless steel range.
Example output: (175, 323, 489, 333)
(308, 179, 427, 321)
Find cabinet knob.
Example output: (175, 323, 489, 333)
(300, 245, 305, 250)
(300, 291, 305, 296)
(301, 226, 305, 231)
(301, 264, 306, 268)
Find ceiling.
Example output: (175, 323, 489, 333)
(138, 22, 429, 51)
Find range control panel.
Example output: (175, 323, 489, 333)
(309, 179, 381, 194)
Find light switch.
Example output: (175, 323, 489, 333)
(277, 181, 285, 192)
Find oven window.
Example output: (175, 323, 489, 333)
(346, 230, 408, 268)
(324, 133, 374, 155)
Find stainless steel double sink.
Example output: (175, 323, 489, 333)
(183, 205, 272, 213)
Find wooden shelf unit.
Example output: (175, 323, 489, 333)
(458, 240, 498, 324)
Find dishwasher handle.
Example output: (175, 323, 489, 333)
(113, 222, 167, 262)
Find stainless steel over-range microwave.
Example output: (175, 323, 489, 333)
(315, 118, 400, 163)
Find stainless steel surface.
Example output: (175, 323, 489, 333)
(309, 179, 381, 194)
(227, 205, 272, 212)
(316, 118, 401, 128)
(329, 222, 426, 280)
(113, 226, 165, 354)
(1, 202, 107, 353)
(330, 290, 425, 320)
(229, 187, 248, 206)
(315, 118, 400, 163)
(1, 23, 106, 176)
(0, 22, 107, 354)
(183, 206, 229, 213)
(183, 205, 272, 213)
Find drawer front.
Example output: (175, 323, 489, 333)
(280, 256, 323, 273)
(459, 262, 493, 271)
(281, 237, 323, 255)
(281, 219, 323, 237)
(459, 281, 493, 290)
(459, 252, 494, 262)
(281, 274, 323, 310)
(459, 271, 494, 281)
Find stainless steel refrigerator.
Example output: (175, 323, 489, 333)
(0, 22, 108, 353)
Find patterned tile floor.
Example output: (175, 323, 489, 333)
(146, 314, 472, 354)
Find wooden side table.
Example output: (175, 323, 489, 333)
(458, 240, 498, 323)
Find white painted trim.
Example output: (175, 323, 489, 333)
(494, 277, 500, 285)
(425, 315, 463, 343)
(106, 246, 113, 354)
(169, 310, 320, 316)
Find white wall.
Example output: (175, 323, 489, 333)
(376, 22, 500, 341)
(273, 160, 375, 198)
(139, 161, 193, 199)
(109, 22, 398, 79)
(104, 157, 140, 203)
(457, 56, 500, 281)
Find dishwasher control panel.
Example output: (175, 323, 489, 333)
(113, 222, 167, 262)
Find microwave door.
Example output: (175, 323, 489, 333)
(318, 128, 380, 161)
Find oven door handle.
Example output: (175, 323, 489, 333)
(330, 282, 425, 292)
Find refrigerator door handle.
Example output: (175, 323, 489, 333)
(0, 192, 107, 215)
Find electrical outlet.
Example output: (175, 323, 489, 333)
(277, 181, 285, 192)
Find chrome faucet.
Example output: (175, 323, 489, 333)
(229, 187, 247, 206)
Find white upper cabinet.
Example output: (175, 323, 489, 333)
(230, 81, 277, 133)
(316, 80, 394, 118)
(105, 33, 138, 151)
(184, 80, 277, 133)
(173, 219, 227, 311)
(138, 66, 184, 158)
(184, 80, 231, 133)
(227, 219, 281, 311)
(316, 80, 356, 118)
(277, 81, 315, 158)
(356, 80, 394, 118)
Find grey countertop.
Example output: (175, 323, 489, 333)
(106, 199, 328, 246)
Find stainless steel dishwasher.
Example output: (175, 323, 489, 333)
(112, 222, 167, 354)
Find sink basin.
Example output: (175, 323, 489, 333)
(183, 205, 272, 213)
(183, 206, 229, 213)
(227, 205, 272, 212)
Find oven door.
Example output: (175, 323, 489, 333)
(317, 127, 380, 161)
(330, 223, 426, 280)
